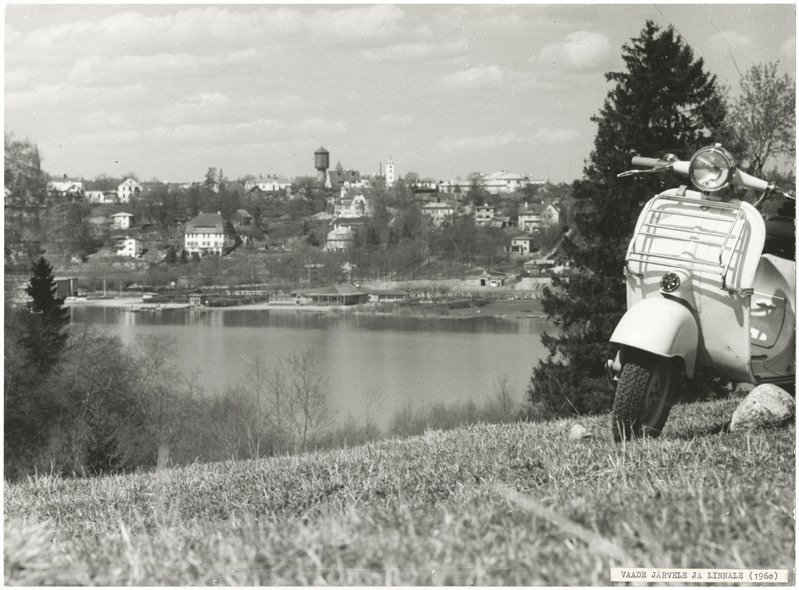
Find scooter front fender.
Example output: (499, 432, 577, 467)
(610, 297, 698, 377)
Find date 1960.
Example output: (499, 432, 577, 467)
(610, 568, 790, 584)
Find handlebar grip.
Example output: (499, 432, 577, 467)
(733, 169, 770, 192)
(631, 156, 660, 168)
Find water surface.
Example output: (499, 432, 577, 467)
(71, 307, 553, 427)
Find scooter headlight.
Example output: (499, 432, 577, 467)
(689, 145, 736, 192)
(660, 272, 681, 293)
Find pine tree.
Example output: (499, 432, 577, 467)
(23, 257, 70, 369)
(528, 21, 731, 419)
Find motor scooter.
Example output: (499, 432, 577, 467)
(606, 145, 795, 440)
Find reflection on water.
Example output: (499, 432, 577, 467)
(71, 307, 552, 427)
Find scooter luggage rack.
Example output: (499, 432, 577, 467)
(625, 194, 747, 293)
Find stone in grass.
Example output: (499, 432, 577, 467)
(569, 424, 589, 440)
(730, 384, 795, 432)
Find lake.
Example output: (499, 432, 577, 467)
(70, 306, 553, 427)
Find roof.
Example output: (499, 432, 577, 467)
(511, 235, 536, 242)
(484, 170, 528, 181)
(327, 226, 355, 238)
(234, 209, 253, 218)
(112, 212, 133, 217)
(519, 203, 546, 215)
(327, 169, 361, 188)
(186, 212, 225, 234)
(368, 289, 409, 296)
(298, 283, 367, 297)
(315, 146, 329, 154)
(422, 202, 455, 210)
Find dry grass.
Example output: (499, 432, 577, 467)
(4, 399, 794, 585)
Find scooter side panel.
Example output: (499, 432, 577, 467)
(610, 297, 698, 376)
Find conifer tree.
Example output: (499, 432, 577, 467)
(528, 21, 731, 418)
(23, 257, 70, 369)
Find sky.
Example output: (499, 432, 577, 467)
(4, 3, 795, 184)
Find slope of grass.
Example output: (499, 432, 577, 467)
(4, 399, 794, 585)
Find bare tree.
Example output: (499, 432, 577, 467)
(240, 354, 270, 458)
(268, 349, 333, 454)
(730, 62, 796, 176)
(490, 374, 518, 422)
(133, 335, 196, 470)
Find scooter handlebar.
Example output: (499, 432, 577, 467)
(631, 156, 661, 168)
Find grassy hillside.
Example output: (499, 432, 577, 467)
(5, 399, 794, 585)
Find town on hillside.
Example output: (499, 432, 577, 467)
(5, 142, 573, 309)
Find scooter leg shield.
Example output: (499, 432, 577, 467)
(610, 298, 699, 377)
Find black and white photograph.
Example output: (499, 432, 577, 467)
(4, 3, 795, 585)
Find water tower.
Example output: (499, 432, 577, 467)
(314, 146, 330, 185)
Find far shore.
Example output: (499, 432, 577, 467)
(66, 296, 547, 320)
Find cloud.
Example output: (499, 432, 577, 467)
(68, 50, 259, 85)
(187, 92, 230, 106)
(436, 132, 525, 152)
(363, 38, 467, 61)
(161, 92, 232, 124)
(537, 31, 612, 72)
(781, 35, 796, 63)
(73, 118, 287, 148)
(706, 30, 756, 53)
(436, 128, 579, 152)
(5, 83, 148, 110)
(439, 65, 506, 89)
(300, 118, 348, 136)
(380, 114, 414, 126)
(9, 5, 405, 65)
(5, 68, 32, 90)
(312, 5, 405, 41)
(531, 128, 579, 145)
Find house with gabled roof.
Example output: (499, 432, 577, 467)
(231, 209, 254, 227)
(334, 193, 371, 218)
(518, 202, 561, 231)
(421, 201, 456, 226)
(117, 178, 142, 203)
(116, 237, 143, 258)
(184, 212, 235, 256)
(47, 179, 84, 200)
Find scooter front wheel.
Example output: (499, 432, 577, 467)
(612, 351, 677, 441)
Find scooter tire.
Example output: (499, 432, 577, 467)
(612, 351, 677, 442)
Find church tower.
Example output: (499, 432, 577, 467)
(385, 156, 396, 187)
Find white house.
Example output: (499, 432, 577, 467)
(543, 203, 561, 227)
(117, 178, 142, 203)
(509, 236, 536, 256)
(116, 237, 143, 258)
(184, 212, 235, 256)
(474, 204, 496, 226)
(47, 179, 84, 199)
(340, 178, 371, 198)
(421, 201, 456, 226)
(324, 226, 355, 252)
(111, 212, 134, 230)
(480, 171, 545, 194)
(334, 193, 371, 218)
(248, 178, 292, 193)
(85, 190, 117, 203)
(518, 202, 560, 231)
